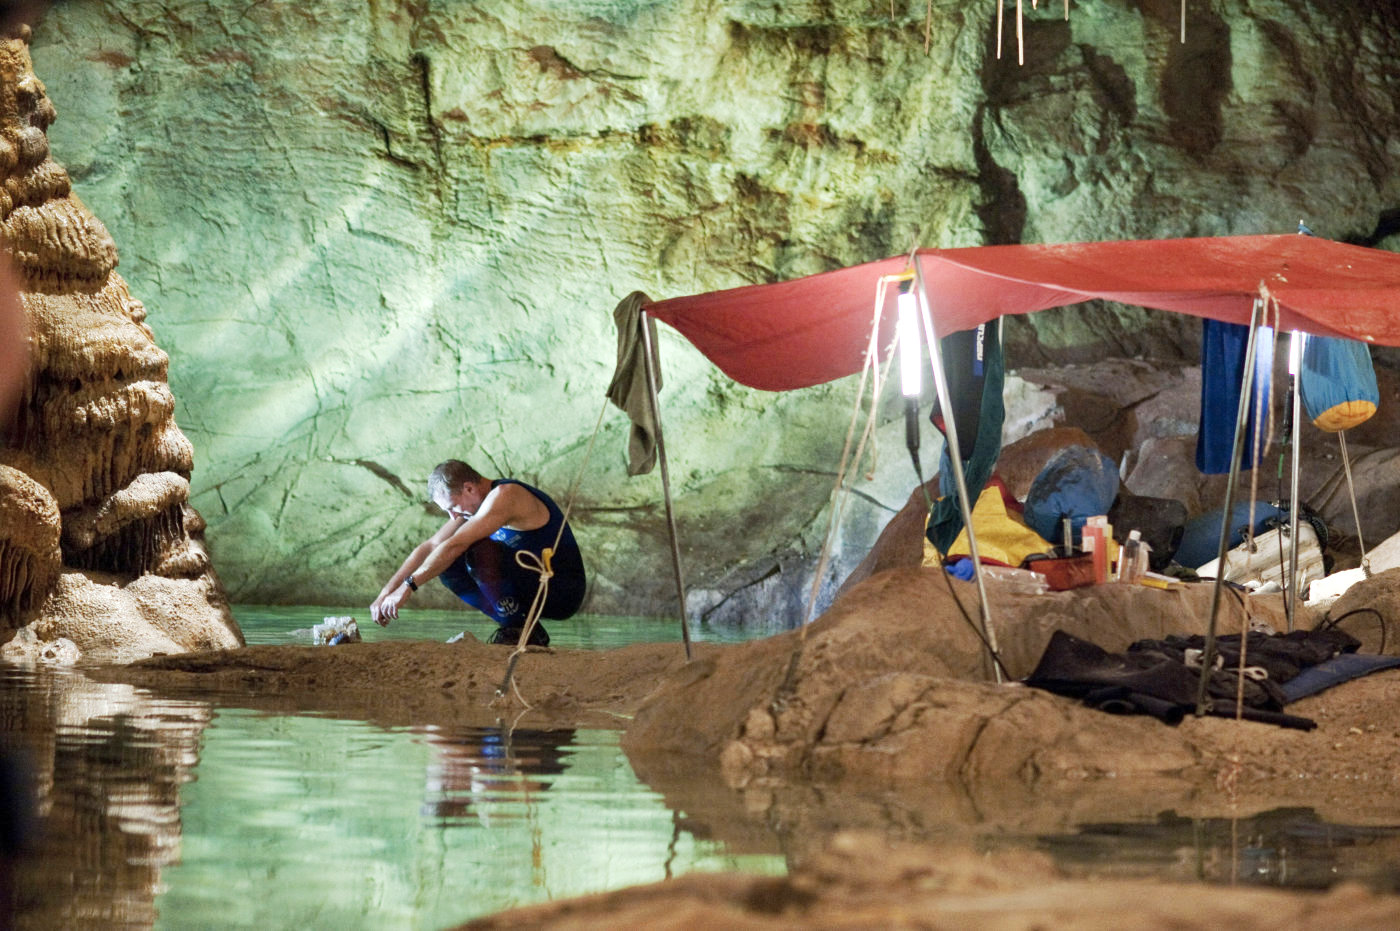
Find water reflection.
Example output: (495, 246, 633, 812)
(0, 665, 212, 930)
(0, 657, 782, 929)
(419, 724, 574, 826)
(11, 606, 1400, 927)
(1024, 808, 1400, 891)
(155, 712, 778, 928)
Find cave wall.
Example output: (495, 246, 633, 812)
(0, 29, 240, 660)
(24, 0, 1400, 624)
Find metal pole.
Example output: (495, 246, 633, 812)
(640, 311, 694, 661)
(912, 259, 1003, 683)
(1339, 431, 1371, 578)
(1195, 298, 1265, 715)
(1286, 362, 1302, 629)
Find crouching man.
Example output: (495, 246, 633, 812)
(370, 460, 586, 646)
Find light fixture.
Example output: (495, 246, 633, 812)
(897, 284, 924, 475)
(897, 287, 922, 398)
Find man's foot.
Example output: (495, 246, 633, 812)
(488, 622, 550, 647)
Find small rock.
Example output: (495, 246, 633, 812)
(719, 739, 756, 788)
(743, 707, 775, 740)
(38, 637, 80, 664)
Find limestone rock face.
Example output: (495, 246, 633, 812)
(0, 31, 241, 660)
(26, 2, 1400, 623)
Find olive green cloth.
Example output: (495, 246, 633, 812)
(606, 290, 661, 476)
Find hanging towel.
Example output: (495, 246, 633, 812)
(1196, 319, 1273, 474)
(927, 322, 1005, 555)
(1300, 334, 1379, 432)
(930, 324, 989, 462)
(606, 291, 661, 476)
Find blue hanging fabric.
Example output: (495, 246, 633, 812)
(1299, 334, 1378, 432)
(1196, 319, 1273, 474)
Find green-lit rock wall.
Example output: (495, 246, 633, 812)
(28, 1, 1400, 623)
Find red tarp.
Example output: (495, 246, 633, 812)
(643, 234, 1400, 391)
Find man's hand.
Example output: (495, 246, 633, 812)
(371, 588, 408, 626)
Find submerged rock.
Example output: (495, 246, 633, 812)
(0, 624, 78, 664)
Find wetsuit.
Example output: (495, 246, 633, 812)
(436, 479, 586, 627)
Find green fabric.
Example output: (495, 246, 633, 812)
(927, 324, 1005, 555)
(606, 291, 661, 476)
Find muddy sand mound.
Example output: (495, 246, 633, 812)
(622, 571, 1400, 836)
(458, 831, 1400, 930)
(101, 635, 717, 730)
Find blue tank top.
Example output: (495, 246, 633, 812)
(487, 479, 584, 577)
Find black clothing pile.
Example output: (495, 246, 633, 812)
(1023, 628, 1380, 730)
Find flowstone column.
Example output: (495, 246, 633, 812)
(0, 26, 241, 661)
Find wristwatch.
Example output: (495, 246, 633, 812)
(405, 575, 418, 592)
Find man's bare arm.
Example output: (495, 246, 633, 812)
(371, 484, 536, 622)
(370, 517, 461, 623)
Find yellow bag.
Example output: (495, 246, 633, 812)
(922, 485, 1052, 568)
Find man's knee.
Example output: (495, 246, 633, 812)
(464, 538, 512, 581)
(542, 573, 587, 620)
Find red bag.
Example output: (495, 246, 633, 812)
(1023, 553, 1096, 591)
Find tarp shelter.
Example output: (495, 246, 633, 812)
(643, 235, 1400, 391)
(623, 234, 1400, 699)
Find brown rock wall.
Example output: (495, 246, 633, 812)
(0, 29, 239, 660)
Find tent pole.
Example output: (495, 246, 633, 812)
(1339, 431, 1371, 578)
(912, 260, 1004, 683)
(640, 310, 694, 662)
(1195, 297, 1265, 716)
(1286, 360, 1302, 630)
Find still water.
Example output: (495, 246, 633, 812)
(4, 607, 1400, 929)
(1, 608, 783, 930)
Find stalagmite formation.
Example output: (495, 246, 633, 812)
(0, 26, 241, 660)
(0, 464, 58, 616)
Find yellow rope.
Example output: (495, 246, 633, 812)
(800, 274, 900, 631)
(495, 396, 612, 703)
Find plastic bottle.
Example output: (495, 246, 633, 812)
(1118, 529, 1141, 583)
(1085, 524, 1106, 584)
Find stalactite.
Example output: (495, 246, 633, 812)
(153, 537, 210, 579)
(0, 465, 60, 618)
(60, 471, 189, 553)
(3, 199, 116, 290)
(66, 502, 184, 576)
(0, 545, 37, 614)
(22, 283, 169, 384)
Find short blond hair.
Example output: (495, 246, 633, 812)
(428, 459, 484, 501)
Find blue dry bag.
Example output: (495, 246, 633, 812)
(1300, 335, 1378, 432)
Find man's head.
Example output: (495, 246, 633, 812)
(428, 459, 487, 518)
